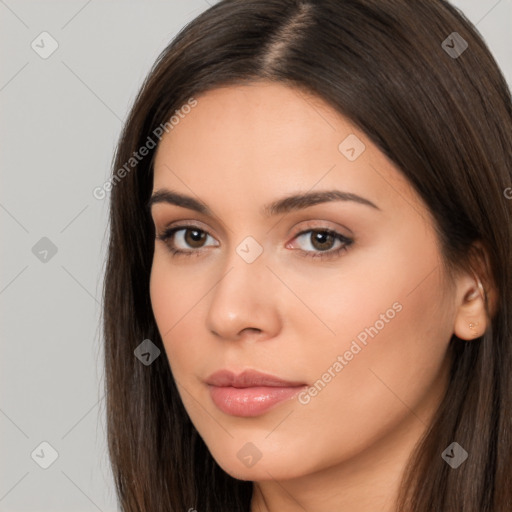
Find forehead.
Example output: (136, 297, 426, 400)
(153, 81, 353, 173)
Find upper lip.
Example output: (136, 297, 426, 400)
(205, 369, 306, 388)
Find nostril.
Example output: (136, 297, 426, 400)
(242, 327, 262, 334)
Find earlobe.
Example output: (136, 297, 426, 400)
(468, 321, 480, 338)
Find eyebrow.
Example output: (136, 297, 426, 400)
(147, 188, 380, 216)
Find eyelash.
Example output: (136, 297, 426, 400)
(156, 224, 354, 261)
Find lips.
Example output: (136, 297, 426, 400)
(205, 369, 307, 417)
(206, 369, 306, 388)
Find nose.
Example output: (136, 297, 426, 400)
(205, 254, 282, 342)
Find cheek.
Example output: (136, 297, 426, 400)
(294, 245, 453, 441)
(329, 234, 452, 395)
(149, 253, 213, 373)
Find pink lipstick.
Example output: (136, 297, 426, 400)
(206, 369, 307, 417)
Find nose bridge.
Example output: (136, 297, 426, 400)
(205, 240, 280, 340)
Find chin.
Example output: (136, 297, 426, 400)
(207, 442, 316, 482)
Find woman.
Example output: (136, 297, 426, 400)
(102, 1, 512, 510)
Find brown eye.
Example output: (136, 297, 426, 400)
(184, 228, 207, 248)
(310, 230, 336, 251)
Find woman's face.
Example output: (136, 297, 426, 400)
(149, 81, 459, 481)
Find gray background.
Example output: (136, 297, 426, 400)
(1, 1, 510, 510)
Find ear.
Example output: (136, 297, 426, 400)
(453, 274, 487, 340)
(452, 241, 496, 340)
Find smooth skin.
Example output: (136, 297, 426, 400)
(149, 82, 489, 512)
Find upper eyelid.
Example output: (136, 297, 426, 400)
(159, 217, 350, 234)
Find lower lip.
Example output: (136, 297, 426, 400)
(208, 385, 305, 417)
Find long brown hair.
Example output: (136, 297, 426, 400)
(102, 1, 512, 510)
